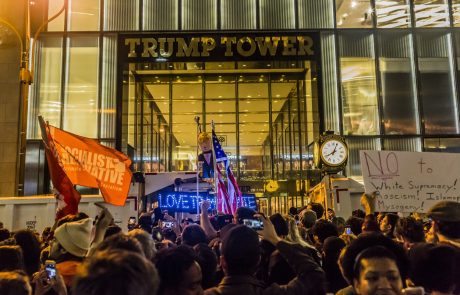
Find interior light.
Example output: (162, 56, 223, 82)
(247, 95, 252, 98)
(242, 64, 247, 67)
(218, 96, 223, 99)
(351, 1, 357, 8)
(276, 94, 280, 97)
(218, 64, 222, 67)
(267, 64, 271, 67)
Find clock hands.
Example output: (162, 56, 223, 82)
(325, 143, 338, 157)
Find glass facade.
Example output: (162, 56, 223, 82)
(27, 0, 460, 214)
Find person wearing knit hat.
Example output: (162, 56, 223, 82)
(427, 201, 460, 249)
(49, 218, 92, 289)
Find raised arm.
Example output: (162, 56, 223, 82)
(200, 200, 218, 239)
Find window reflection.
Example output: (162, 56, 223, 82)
(375, 0, 411, 28)
(414, 0, 449, 27)
(417, 32, 459, 134)
(68, 0, 100, 31)
(239, 76, 270, 180)
(339, 32, 379, 136)
(336, 0, 372, 28)
(64, 37, 99, 138)
(378, 32, 418, 134)
(34, 37, 63, 138)
(453, 0, 460, 26)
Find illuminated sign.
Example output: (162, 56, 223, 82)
(119, 33, 319, 62)
(157, 192, 257, 213)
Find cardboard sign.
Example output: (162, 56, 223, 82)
(360, 150, 460, 213)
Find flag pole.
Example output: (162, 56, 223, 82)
(211, 121, 218, 211)
(194, 116, 201, 218)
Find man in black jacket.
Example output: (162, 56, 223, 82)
(205, 214, 326, 295)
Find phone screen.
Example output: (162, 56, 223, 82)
(162, 221, 174, 228)
(243, 219, 264, 230)
(345, 227, 352, 235)
(45, 261, 56, 280)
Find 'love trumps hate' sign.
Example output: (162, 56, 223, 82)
(360, 150, 460, 213)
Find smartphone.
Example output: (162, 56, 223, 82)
(45, 260, 56, 280)
(128, 216, 136, 224)
(243, 219, 264, 230)
(162, 221, 174, 228)
(345, 227, 352, 235)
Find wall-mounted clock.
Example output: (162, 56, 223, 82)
(314, 131, 348, 173)
(320, 138, 348, 167)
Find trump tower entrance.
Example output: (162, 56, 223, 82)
(117, 33, 322, 214)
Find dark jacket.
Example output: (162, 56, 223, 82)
(204, 240, 326, 295)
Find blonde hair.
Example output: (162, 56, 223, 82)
(197, 132, 211, 144)
(285, 216, 316, 249)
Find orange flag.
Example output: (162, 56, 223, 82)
(39, 117, 81, 220)
(40, 118, 133, 206)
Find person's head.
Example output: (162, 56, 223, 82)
(362, 214, 380, 234)
(339, 233, 408, 287)
(54, 212, 89, 230)
(0, 246, 24, 272)
(13, 230, 41, 276)
(427, 201, 460, 241)
(300, 209, 317, 229)
(0, 229, 10, 242)
(307, 202, 325, 219)
(323, 236, 346, 263)
(289, 207, 298, 216)
(161, 228, 177, 243)
(182, 224, 207, 247)
(104, 225, 122, 239)
(96, 233, 144, 256)
(311, 220, 339, 247)
(138, 213, 153, 234)
(352, 209, 366, 219)
(394, 217, 425, 247)
(155, 245, 203, 295)
(72, 250, 159, 295)
(408, 243, 460, 294)
(0, 271, 32, 295)
(380, 214, 399, 237)
(198, 132, 212, 152)
(269, 214, 288, 237)
(193, 243, 218, 290)
(352, 246, 403, 295)
(333, 217, 346, 235)
(234, 207, 256, 224)
(346, 217, 364, 236)
(327, 208, 335, 220)
(49, 218, 92, 261)
(221, 225, 260, 276)
(127, 229, 156, 260)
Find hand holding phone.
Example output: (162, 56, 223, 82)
(345, 227, 352, 235)
(243, 218, 264, 230)
(45, 260, 56, 280)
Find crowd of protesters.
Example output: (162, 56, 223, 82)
(0, 195, 459, 295)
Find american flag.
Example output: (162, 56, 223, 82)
(212, 130, 242, 214)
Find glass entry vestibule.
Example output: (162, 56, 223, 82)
(119, 34, 321, 214)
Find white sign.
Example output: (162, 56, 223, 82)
(360, 150, 460, 213)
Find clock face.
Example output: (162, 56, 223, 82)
(320, 139, 348, 166)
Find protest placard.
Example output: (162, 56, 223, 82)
(360, 150, 460, 212)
